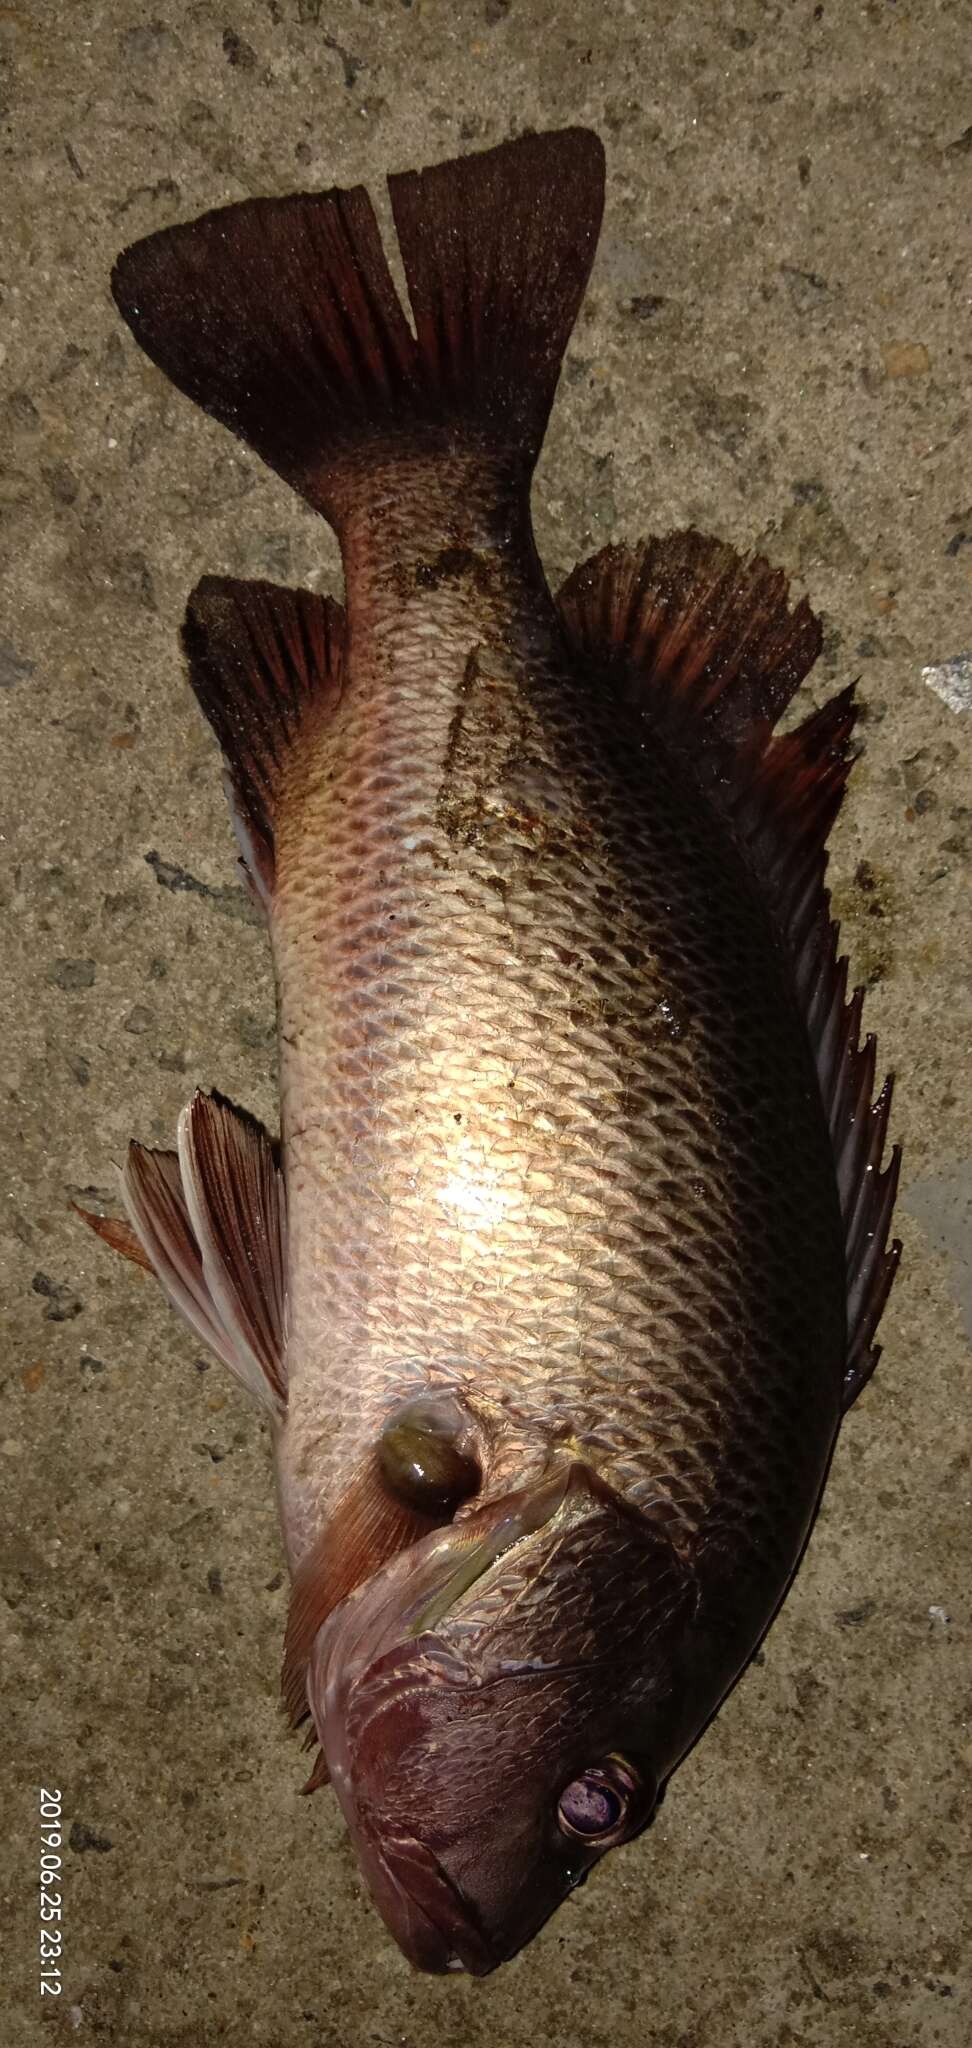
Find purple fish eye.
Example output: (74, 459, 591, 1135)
(557, 1764, 632, 1840)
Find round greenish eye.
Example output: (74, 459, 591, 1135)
(378, 1415, 480, 1516)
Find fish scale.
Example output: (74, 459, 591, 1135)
(269, 471, 844, 1596)
(93, 127, 900, 1973)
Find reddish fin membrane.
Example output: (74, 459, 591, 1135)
(559, 532, 824, 748)
(123, 1143, 233, 1368)
(300, 1747, 332, 1797)
(112, 184, 416, 510)
(283, 1391, 486, 1764)
(73, 1202, 154, 1271)
(178, 1092, 287, 1410)
(119, 1095, 287, 1416)
(558, 531, 901, 1404)
(182, 579, 345, 902)
(111, 130, 605, 518)
(282, 1462, 441, 1742)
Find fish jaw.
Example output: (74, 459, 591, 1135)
(306, 1466, 687, 1973)
(307, 1484, 569, 1973)
(353, 1837, 495, 1976)
(315, 1625, 497, 1975)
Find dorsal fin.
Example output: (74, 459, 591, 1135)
(115, 1093, 287, 1415)
(558, 531, 901, 1406)
(182, 578, 345, 906)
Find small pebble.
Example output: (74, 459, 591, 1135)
(922, 655, 972, 714)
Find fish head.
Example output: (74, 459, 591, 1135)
(308, 1462, 693, 1973)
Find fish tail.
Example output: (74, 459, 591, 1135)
(111, 129, 605, 522)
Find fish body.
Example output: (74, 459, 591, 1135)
(99, 129, 900, 1973)
(275, 470, 842, 1636)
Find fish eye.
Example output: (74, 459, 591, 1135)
(557, 1759, 637, 1842)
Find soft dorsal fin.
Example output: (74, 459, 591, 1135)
(558, 531, 901, 1407)
(114, 1092, 287, 1415)
(182, 578, 345, 905)
(111, 130, 605, 520)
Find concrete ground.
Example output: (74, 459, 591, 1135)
(2, 3, 970, 2043)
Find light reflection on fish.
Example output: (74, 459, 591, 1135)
(88, 128, 900, 1974)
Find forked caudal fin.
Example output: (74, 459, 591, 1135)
(111, 129, 606, 521)
(558, 532, 902, 1409)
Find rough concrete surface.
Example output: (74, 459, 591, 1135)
(2, 3, 970, 2043)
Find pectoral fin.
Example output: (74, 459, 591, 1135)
(283, 1464, 443, 1737)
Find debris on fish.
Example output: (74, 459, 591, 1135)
(90, 127, 901, 1974)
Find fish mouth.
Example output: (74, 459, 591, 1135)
(348, 1828, 498, 1975)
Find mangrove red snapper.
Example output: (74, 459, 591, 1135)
(89, 128, 900, 1973)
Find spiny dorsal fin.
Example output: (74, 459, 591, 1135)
(118, 1094, 287, 1416)
(111, 131, 605, 518)
(182, 578, 345, 905)
(558, 531, 901, 1408)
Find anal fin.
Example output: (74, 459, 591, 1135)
(182, 578, 344, 905)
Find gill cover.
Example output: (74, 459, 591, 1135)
(306, 1464, 695, 1973)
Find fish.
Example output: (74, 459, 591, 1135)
(88, 126, 901, 1975)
